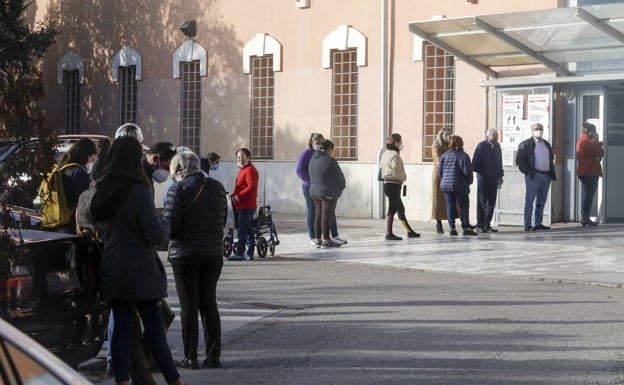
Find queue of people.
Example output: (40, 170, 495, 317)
(50, 118, 601, 383)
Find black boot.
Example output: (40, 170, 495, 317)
(385, 215, 402, 240)
(435, 220, 444, 234)
(400, 219, 420, 238)
(581, 215, 598, 227)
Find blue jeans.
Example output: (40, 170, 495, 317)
(236, 208, 256, 257)
(524, 172, 551, 227)
(110, 299, 179, 383)
(443, 191, 470, 229)
(302, 185, 338, 239)
(579, 175, 599, 218)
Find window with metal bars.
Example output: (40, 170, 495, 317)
(250, 55, 274, 159)
(422, 42, 455, 161)
(63, 70, 81, 134)
(330, 48, 358, 160)
(118, 66, 137, 125)
(179, 61, 202, 155)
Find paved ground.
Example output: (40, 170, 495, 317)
(271, 214, 624, 286)
(87, 215, 624, 384)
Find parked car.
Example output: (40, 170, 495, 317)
(0, 315, 93, 384)
(0, 209, 108, 368)
(0, 134, 165, 209)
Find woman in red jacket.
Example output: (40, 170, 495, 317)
(228, 148, 259, 260)
(576, 122, 604, 227)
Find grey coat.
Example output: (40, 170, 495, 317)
(98, 183, 170, 301)
(309, 151, 346, 199)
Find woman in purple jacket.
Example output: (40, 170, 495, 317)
(438, 135, 477, 236)
(296, 133, 347, 246)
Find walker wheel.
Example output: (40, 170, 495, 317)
(257, 237, 268, 258)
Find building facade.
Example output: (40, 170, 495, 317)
(29, 0, 622, 224)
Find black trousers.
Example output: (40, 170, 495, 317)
(383, 183, 406, 220)
(171, 256, 223, 360)
(476, 183, 498, 227)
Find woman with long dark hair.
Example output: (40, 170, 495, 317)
(91, 136, 184, 385)
(55, 137, 97, 234)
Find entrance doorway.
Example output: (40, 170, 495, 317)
(605, 88, 624, 222)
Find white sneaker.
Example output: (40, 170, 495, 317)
(310, 239, 319, 247)
(332, 236, 348, 245)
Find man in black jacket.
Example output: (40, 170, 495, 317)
(472, 128, 504, 233)
(515, 123, 556, 232)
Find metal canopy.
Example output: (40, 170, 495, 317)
(408, 3, 624, 79)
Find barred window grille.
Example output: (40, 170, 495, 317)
(63, 70, 81, 134)
(330, 48, 358, 160)
(250, 55, 274, 159)
(422, 42, 455, 161)
(180, 61, 202, 155)
(118, 66, 137, 125)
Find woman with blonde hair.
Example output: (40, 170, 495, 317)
(380, 133, 419, 240)
(431, 126, 454, 233)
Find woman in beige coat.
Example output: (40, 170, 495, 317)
(431, 127, 453, 234)
(381, 133, 420, 240)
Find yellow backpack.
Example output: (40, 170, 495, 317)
(39, 163, 83, 228)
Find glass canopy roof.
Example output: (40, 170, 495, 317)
(408, 3, 624, 79)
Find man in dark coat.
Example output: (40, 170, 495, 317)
(472, 128, 504, 233)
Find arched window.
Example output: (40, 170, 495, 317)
(57, 52, 84, 134)
(113, 46, 142, 125)
(322, 25, 367, 160)
(243, 33, 282, 159)
(173, 40, 207, 155)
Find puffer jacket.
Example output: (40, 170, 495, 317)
(164, 172, 227, 259)
(438, 149, 473, 194)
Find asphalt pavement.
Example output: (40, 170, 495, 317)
(87, 215, 624, 384)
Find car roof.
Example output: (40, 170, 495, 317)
(0, 317, 93, 385)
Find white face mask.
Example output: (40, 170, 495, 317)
(152, 168, 170, 183)
(533, 129, 544, 139)
(398, 143, 404, 151)
(314, 144, 321, 151)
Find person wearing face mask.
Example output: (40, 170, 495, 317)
(164, 152, 227, 370)
(516, 122, 556, 231)
(228, 148, 259, 261)
(380, 133, 420, 240)
(472, 128, 504, 233)
(146, 142, 177, 184)
(431, 126, 460, 234)
(296, 133, 348, 247)
(438, 135, 477, 236)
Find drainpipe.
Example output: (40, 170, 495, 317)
(375, 0, 388, 219)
